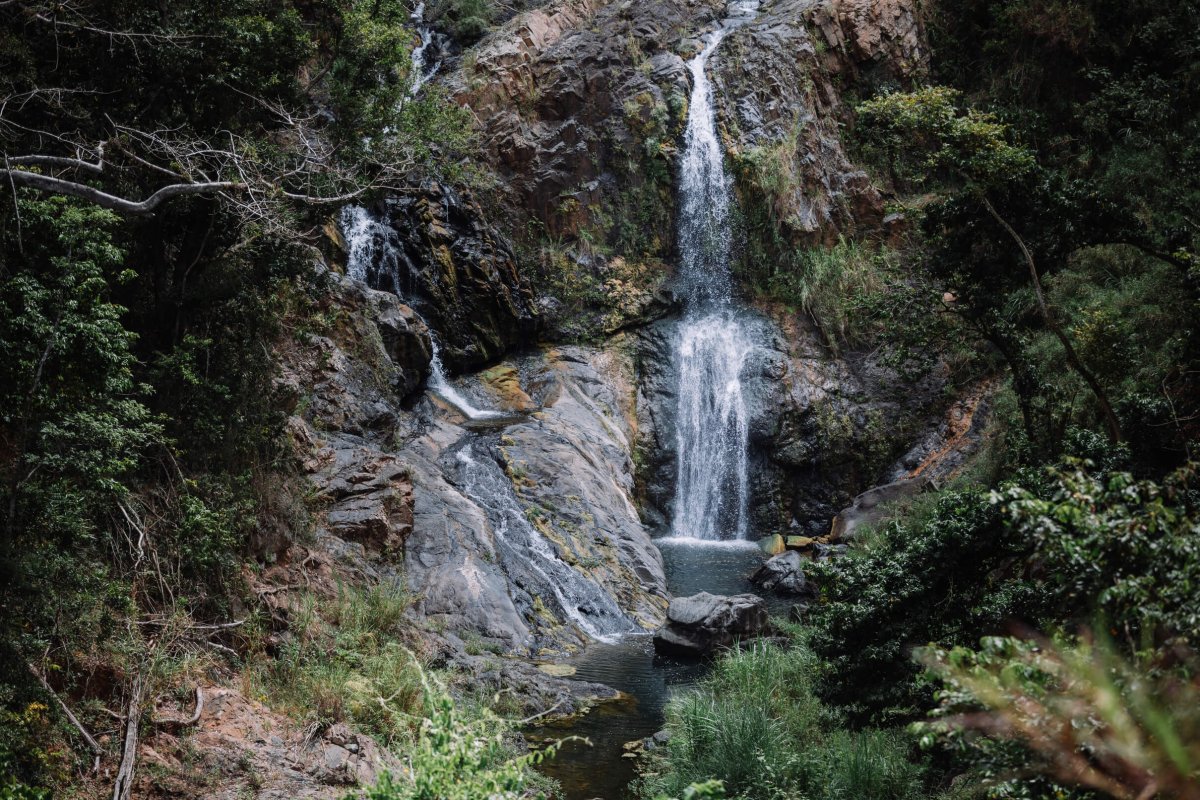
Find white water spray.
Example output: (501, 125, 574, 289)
(457, 445, 632, 642)
(669, 2, 760, 541)
(338, 205, 501, 420)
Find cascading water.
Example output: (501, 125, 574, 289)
(669, 3, 760, 542)
(456, 445, 633, 642)
(337, 205, 501, 420)
(407, 2, 447, 97)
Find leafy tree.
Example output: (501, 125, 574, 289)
(858, 87, 1123, 447)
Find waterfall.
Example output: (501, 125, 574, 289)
(457, 445, 633, 642)
(338, 205, 501, 420)
(669, 3, 760, 542)
(408, 2, 443, 97)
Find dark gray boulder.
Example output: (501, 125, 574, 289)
(653, 592, 770, 657)
(750, 550, 815, 597)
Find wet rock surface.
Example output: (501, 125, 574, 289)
(653, 592, 772, 657)
(750, 550, 815, 597)
(635, 308, 950, 538)
(348, 184, 540, 372)
(281, 278, 666, 654)
(400, 343, 668, 651)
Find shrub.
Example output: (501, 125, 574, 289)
(251, 584, 424, 747)
(643, 642, 925, 800)
(355, 664, 562, 800)
(808, 485, 1046, 723)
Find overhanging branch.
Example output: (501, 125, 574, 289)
(3, 168, 243, 214)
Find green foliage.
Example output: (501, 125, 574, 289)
(917, 634, 1200, 800)
(434, 0, 497, 42)
(250, 584, 423, 747)
(856, 87, 1035, 192)
(809, 460, 1200, 729)
(354, 655, 565, 800)
(0, 199, 157, 760)
(652, 781, 727, 800)
(765, 237, 891, 350)
(0, 775, 49, 800)
(0, 197, 159, 512)
(994, 462, 1200, 647)
(329, 0, 418, 138)
(808, 485, 1045, 723)
(643, 642, 925, 800)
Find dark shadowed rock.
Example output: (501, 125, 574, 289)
(653, 592, 770, 657)
(381, 185, 539, 371)
(750, 550, 815, 597)
(348, 184, 539, 372)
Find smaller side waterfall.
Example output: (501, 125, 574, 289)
(408, 2, 446, 96)
(457, 445, 633, 642)
(338, 205, 500, 420)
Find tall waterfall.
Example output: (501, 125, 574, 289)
(669, 3, 759, 542)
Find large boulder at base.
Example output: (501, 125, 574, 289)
(750, 550, 815, 597)
(653, 592, 770, 657)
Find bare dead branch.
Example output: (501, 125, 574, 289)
(7, 152, 104, 173)
(2, 168, 244, 213)
(153, 687, 203, 729)
(111, 670, 145, 800)
(27, 662, 103, 774)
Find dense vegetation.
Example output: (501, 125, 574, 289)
(0, 0, 478, 793)
(646, 0, 1199, 799)
(2, 0, 1197, 798)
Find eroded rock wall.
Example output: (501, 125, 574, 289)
(281, 274, 665, 654)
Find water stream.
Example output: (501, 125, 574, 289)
(408, 2, 448, 97)
(536, 4, 768, 797)
(338, 204, 502, 420)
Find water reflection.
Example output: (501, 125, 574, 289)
(532, 539, 790, 799)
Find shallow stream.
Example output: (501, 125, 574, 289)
(531, 540, 791, 799)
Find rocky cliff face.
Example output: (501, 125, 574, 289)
(454, 0, 924, 248)
(280, 272, 665, 654)
(284, 0, 939, 642)
(436, 0, 939, 540)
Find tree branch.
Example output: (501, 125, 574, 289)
(2, 168, 243, 214)
(27, 662, 102, 774)
(7, 152, 104, 173)
(981, 195, 1124, 443)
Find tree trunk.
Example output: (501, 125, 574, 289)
(981, 197, 1124, 444)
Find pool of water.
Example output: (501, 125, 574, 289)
(531, 538, 789, 799)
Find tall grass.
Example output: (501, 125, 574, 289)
(247, 582, 426, 747)
(644, 642, 925, 800)
(767, 238, 889, 350)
